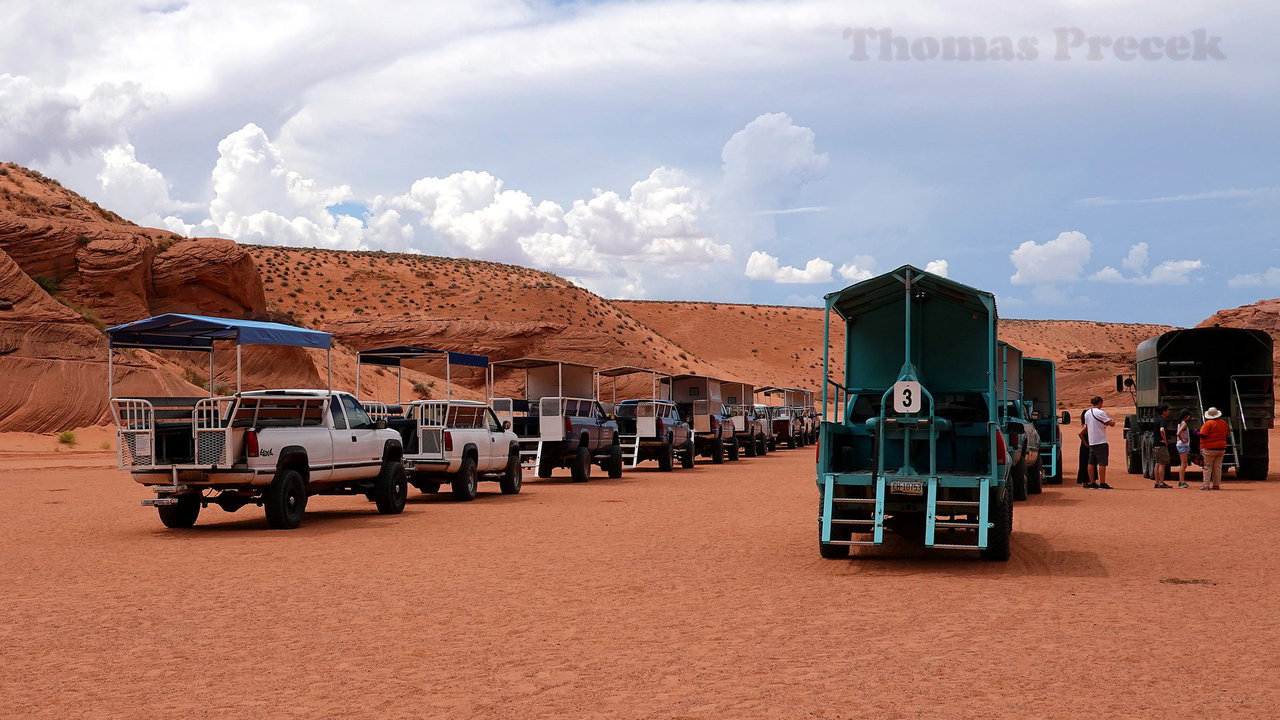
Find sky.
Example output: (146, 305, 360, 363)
(1, 0, 1277, 326)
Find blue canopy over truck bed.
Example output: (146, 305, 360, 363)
(816, 265, 1012, 560)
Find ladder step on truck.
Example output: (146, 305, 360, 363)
(820, 476, 886, 547)
(925, 477, 990, 550)
(618, 434, 642, 468)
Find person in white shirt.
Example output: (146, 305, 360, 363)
(1083, 396, 1116, 489)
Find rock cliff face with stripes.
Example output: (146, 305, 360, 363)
(0, 161, 1274, 432)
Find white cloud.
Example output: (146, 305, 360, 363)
(1121, 242, 1149, 273)
(924, 259, 949, 278)
(1091, 258, 1204, 285)
(837, 255, 877, 281)
(206, 123, 365, 249)
(721, 112, 828, 206)
(96, 143, 197, 223)
(1145, 259, 1205, 285)
(1009, 231, 1092, 285)
(745, 251, 833, 284)
(1228, 267, 1280, 288)
(0, 74, 148, 164)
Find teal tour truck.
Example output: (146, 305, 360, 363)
(816, 266, 1014, 561)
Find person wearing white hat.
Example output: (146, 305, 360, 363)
(1198, 407, 1228, 490)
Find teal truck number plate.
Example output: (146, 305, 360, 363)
(890, 480, 924, 495)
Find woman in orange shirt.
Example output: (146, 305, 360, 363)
(1197, 408, 1229, 490)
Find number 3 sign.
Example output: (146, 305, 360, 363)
(893, 381, 921, 414)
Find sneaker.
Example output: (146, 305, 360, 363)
(1211, 486, 1221, 491)
(1177, 482, 1189, 488)
(1098, 483, 1114, 489)
(1200, 485, 1211, 490)
(1154, 482, 1172, 488)
(1084, 482, 1099, 489)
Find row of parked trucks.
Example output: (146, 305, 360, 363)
(105, 314, 820, 529)
(815, 264, 1274, 563)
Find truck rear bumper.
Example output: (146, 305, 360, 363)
(404, 458, 454, 473)
(132, 468, 259, 486)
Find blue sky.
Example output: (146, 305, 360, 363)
(2, 0, 1277, 326)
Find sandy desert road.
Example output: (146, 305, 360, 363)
(1, 434, 1278, 720)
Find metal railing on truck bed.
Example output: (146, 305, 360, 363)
(111, 394, 329, 469)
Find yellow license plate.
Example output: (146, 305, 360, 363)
(890, 480, 924, 495)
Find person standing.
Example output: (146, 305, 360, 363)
(1152, 405, 1173, 488)
(1198, 407, 1229, 490)
(1175, 408, 1193, 488)
(1083, 396, 1116, 489)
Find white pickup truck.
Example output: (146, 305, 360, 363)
(112, 389, 408, 529)
(377, 399, 522, 501)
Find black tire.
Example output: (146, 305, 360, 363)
(979, 484, 1012, 561)
(727, 438, 740, 461)
(711, 438, 725, 464)
(537, 453, 555, 479)
(1011, 461, 1028, 501)
(788, 435, 797, 449)
(499, 450, 522, 494)
(1027, 458, 1043, 495)
(657, 440, 675, 472)
(157, 494, 200, 529)
(1126, 437, 1142, 475)
(606, 444, 623, 479)
(681, 439, 696, 469)
(265, 468, 306, 530)
(757, 435, 768, 456)
(415, 481, 441, 494)
(373, 460, 408, 514)
(819, 539, 851, 559)
(570, 445, 592, 483)
(451, 456, 479, 501)
(743, 435, 756, 457)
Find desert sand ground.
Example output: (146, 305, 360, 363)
(2, 426, 1278, 720)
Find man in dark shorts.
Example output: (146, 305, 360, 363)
(1083, 396, 1116, 489)
(1152, 405, 1173, 488)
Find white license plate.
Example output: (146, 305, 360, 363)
(890, 480, 924, 495)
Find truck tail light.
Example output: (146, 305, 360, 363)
(815, 435, 820, 462)
(563, 416, 573, 438)
(995, 428, 1008, 465)
(245, 430, 259, 459)
(444, 431, 454, 452)
(655, 418, 664, 437)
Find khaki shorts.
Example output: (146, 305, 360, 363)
(1154, 444, 1171, 465)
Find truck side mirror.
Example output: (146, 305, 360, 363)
(1060, 411, 1071, 425)
(1115, 374, 1124, 393)
(503, 420, 511, 430)
(375, 419, 387, 430)
(1124, 377, 1134, 388)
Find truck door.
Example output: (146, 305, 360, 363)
(485, 409, 505, 471)
(335, 394, 382, 481)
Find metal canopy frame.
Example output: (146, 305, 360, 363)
(105, 314, 333, 400)
(488, 357, 600, 402)
(594, 366, 672, 403)
(355, 345, 490, 404)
